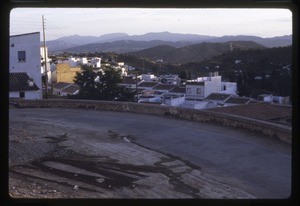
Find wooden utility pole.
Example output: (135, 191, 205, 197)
(42, 15, 48, 99)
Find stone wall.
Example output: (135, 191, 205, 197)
(9, 99, 292, 144)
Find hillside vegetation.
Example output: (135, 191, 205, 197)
(128, 41, 265, 64)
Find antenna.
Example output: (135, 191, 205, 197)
(42, 15, 48, 99)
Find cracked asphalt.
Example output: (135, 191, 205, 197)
(9, 108, 291, 198)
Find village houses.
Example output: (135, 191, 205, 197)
(9, 32, 42, 99)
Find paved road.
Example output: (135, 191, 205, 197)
(9, 108, 291, 198)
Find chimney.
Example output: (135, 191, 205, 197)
(28, 79, 34, 87)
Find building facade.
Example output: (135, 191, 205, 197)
(185, 72, 236, 100)
(9, 32, 42, 99)
(56, 63, 81, 83)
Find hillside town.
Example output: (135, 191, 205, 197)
(9, 32, 291, 108)
(8, 6, 293, 200)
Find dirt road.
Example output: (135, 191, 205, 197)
(9, 108, 291, 198)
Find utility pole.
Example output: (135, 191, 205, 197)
(42, 15, 48, 99)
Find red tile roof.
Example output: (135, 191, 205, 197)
(206, 102, 292, 121)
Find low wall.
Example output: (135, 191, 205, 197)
(9, 99, 292, 144)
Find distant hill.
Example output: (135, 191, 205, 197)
(208, 35, 292, 48)
(128, 41, 265, 64)
(59, 40, 194, 53)
(46, 32, 292, 52)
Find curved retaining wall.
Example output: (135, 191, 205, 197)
(9, 99, 292, 144)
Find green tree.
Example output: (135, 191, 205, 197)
(74, 67, 98, 99)
(73, 65, 135, 101)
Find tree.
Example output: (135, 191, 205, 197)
(73, 65, 136, 101)
(74, 67, 98, 99)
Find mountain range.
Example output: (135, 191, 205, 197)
(46, 32, 292, 53)
(128, 41, 265, 64)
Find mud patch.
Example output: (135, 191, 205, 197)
(43, 133, 69, 143)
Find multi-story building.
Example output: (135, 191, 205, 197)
(185, 72, 237, 100)
(54, 63, 81, 83)
(186, 72, 222, 100)
(9, 32, 42, 99)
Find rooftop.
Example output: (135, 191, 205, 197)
(61, 84, 80, 94)
(10, 32, 40, 38)
(120, 77, 138, 85)
(206, 102, 292, 123)
(153, 84, 176, 91)
(186, 82, 205, 86)
(9, 72, 39, 92)
(205, 93, 231, 101)
(53, 82, 71, 90)
(138, 81, 159, 88)
(169, 86, 186, 94)
(224, 96, 251, 104)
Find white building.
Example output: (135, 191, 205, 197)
(258, 94, 273, 102)
(80, 57, 88, 64)
(186, 72, 237, 100)
(62, 57, 79, 67)
(221, 82, 237, 94)
(9, 32, 42, 99)
(160, 74, 181, 85)
(186, 73, 221, 100)
(40, 46, 52, 85)
(140, 74, 157, 81)
(162, 94, 185, 107)
(89, 57, 101, 68)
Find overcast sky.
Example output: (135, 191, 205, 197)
(10, 8, 292, 41)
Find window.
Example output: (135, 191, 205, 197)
(19, 92, 25, 98)
(186, 88, 191, 94)
(18, 51, 26, 62)
(196, 88, 202, 94)
(11, 43, 14, 47)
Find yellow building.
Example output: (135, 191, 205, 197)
(56, 63, 81, 83)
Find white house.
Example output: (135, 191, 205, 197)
(9, 32, 42, 99)
(186, 72, 237, 100)
(162, 94, 185, 107)
(221, 82, 237, 94)
(186, 73, 221, 100)
(258, 94, 273, 102)
(89, 57, 101, 68)
(140, 74, 157, 81)
(160, 74, 180, 85)
(80, 57, 88, 64)
(63, 57, 79, 67)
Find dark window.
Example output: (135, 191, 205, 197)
(19, 92, 25, 98)
(11, 44, 14, 47)
(196, 88, 201, 94)
(18, 51, 26, 62)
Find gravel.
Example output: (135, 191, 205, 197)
(9, 125, 71, 165)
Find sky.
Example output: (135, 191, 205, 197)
(10, 8, 292, 41)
